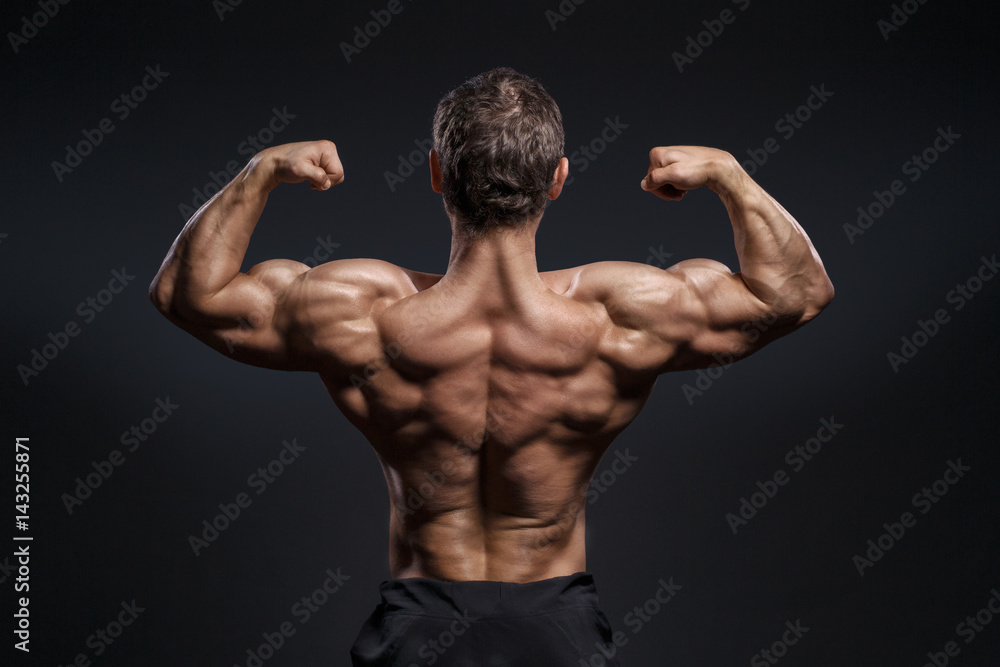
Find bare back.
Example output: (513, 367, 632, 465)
(307, 259, 661, 582)
(151, 141, 833, 585)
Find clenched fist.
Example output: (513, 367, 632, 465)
(259, 140, 345, 191)
(640, 146, 739, 201)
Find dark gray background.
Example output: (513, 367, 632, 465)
(2, 0, 998, 664)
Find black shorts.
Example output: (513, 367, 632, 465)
(350, 571, 620, 666)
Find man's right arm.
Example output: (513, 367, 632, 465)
(594, 146, 834, 373)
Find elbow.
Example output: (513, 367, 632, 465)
(815, 271, 835, 310)
(820, 274, 835, 308)
(148, 274, 208, 326)
(766, 273, 834, 325)
(148, 274, 176, 318)
(799, 274, 835, 323)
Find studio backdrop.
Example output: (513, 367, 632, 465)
(2, 0, 998, 665)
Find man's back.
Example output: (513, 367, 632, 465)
(307, 256, 661, 582)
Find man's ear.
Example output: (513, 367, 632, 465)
(547, 157, 570, 200)
(430, 148, 443, 193)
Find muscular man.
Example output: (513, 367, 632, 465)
(150, 68, 833, 665)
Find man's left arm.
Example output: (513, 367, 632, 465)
(149, 140, 344, 370)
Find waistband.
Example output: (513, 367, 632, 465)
(376, 571, 601, 619)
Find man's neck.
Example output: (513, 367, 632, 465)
(439, 218, 547, 299)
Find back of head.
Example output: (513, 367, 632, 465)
(433, 67, 565, 238)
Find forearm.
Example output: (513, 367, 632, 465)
(710, 160, 834, 317)
(150, 152, 277, 316)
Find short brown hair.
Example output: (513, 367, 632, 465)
(432, 67, 565, 237)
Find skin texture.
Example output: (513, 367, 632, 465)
(150, 140, 834, 583)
